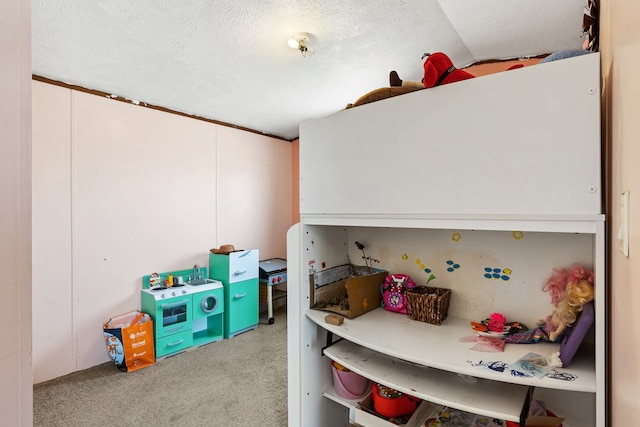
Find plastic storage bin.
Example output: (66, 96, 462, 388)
(331, 361, 370, 399)
(372, 383, 419, 418)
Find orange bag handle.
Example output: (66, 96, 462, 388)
(131, 312, 145, 325)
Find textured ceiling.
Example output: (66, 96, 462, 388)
(32, 0, 586, 140)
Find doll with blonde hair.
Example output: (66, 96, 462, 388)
(505, 265, 594, 344)
(543, 266, 595, 341)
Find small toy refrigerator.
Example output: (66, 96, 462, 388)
(209, 249, 259, 338)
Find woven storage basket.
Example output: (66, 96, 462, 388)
(405, 286, 451, 325)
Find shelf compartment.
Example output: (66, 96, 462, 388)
(356, 396, 436, 427)
(324, 384, 437, 427)
(307, 308, 596, 393)
(324, 339, 528, 422)
(323, 383, 368, 409)
(192, 328, 223, 347)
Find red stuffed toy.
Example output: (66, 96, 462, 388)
(389, 51, 523, 92)
(422, 52, 475, 88)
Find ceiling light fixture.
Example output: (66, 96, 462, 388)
(288, 32, 314, 57)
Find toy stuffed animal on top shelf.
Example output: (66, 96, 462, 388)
(347, 49, 593, 110)
(390, 51, 529, 90)
(346, 52, 476, 109)
(390, 52, 475, 89)
(422, 52, 476, 88)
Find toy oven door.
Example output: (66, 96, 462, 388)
(157, 297, 192, 336)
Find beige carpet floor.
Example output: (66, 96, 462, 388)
(33, 308, 288, 427)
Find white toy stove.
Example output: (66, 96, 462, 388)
(140, 279, 225, 359)
(141, 281, 222, 300)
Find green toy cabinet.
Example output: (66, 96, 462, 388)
(209, 249, 259, 338)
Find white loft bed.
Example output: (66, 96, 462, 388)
(289, 53, 604, 427)
(299, 52, 601, 217)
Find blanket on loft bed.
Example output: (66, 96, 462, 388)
(345, 49, 595, 110)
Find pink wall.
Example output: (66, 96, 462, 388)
(32, 82, 74, 381)
(292, 138, 300, 224)
(31, 80, 293, 382)
(217, 126, 293, 255)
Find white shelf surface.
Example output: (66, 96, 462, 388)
(325, 339, 528, 422)
(323, 383, 368, 409)
(307, 308, 596, 393)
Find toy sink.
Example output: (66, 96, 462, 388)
(187, 278, 217, 286)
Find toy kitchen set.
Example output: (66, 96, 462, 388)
(141, 248, 260, 360)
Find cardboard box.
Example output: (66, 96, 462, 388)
(310, 264, 387, 319)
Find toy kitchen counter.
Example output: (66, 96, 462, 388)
(141, 268, 225, 360)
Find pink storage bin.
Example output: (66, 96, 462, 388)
(331, 361, 370, 399)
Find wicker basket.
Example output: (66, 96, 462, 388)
(405, 286, 451, 325)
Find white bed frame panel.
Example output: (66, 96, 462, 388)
(299, 53, 601, 217)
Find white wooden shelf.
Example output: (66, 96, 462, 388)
(324, 339, 529, 422)
(307, 308, 596, 393)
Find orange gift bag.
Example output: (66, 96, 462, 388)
(103, 310, 155, 372)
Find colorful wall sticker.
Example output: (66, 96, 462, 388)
(483, 267, 511, 281)
(446, 260, 460, 272)
(415, 258, 434, 275)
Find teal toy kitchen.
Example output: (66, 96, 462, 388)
(141, 266, 225, 359)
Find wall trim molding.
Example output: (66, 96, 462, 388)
(32, 75, 294, 142)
